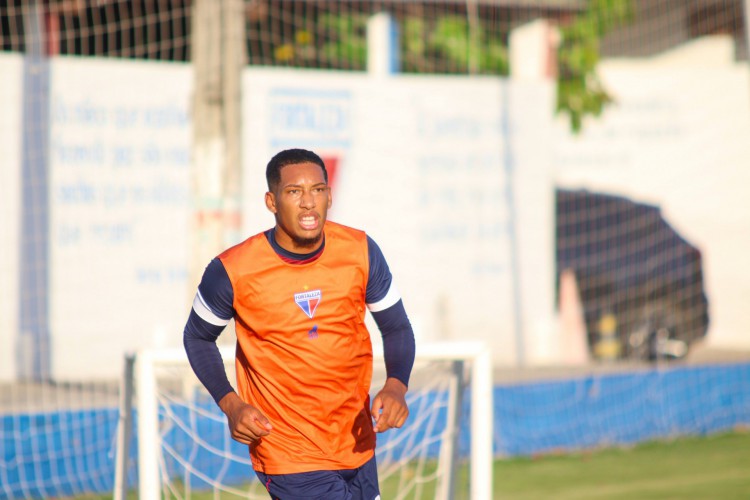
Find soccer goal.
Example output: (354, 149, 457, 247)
(119, 341, 493, 500)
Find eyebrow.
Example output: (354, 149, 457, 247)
(283, 182, 327, 189)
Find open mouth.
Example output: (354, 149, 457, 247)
(299, 214, 319, 230)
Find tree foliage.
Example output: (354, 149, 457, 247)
(269, 2, 635, 132)
(401, 15, 508, 75)
(557, 0, 634, 132)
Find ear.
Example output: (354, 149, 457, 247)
(265, 191, 277, 214)
(327, 186, 332, 209)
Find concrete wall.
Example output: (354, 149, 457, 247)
(2, 34, 748, 380)
(240, 69, 557, 367)
(0, 53, 22, 380)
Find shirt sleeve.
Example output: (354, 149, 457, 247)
(365, 236, 401, 311)
(366, 236, 416, 387)
(183, 258, 236, 404)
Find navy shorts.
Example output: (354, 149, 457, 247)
(255, 455, 380, 500)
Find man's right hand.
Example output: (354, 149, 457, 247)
(218, 392, 273, 445)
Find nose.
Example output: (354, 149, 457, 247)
(300, 189, 315, 209)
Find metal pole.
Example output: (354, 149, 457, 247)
(136, 351, 160, 500)
(471, 347, 494, 500)
(113, 354, 135, 500)
(19, 0, 51, 381)
(446, 360, 466, 500)
(190, 0, 245, 294)
(220, 0, 245, 247)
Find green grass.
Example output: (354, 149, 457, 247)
(65, 431, 750, 499)
(493, 431, 750, 500)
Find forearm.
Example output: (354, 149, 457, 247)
(371, 300, 416, 387)
(183, 310, 235, 404)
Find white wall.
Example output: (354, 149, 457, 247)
(1, 56, 558, 378)
(0, 53, 22, 381)
(6, 35, 742, 379)
(241, 69, 557, 366)
(554, 36, 750, 349)
(48, 58, 192, 378)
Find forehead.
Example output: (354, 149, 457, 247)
(279, 162, 326, 184)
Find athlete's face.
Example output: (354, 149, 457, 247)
(265, 162, 332, 253)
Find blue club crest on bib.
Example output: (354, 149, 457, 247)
(294, 290, 321, 319)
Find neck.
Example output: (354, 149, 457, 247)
(268, 228, 325, 261)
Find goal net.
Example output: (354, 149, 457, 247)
(127, 341, 492, 500)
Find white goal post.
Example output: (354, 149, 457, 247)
(124, 341, 493, 500)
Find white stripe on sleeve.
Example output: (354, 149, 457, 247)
(192, 291, 231, 326)
(367, 282, 401, 313)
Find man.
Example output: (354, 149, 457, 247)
(183, 148, 416, 500)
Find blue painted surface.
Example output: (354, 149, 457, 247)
(493, 362, 750, 456)
(19, 54, 52, 381)
(2, 363, 749, 497)
(1, 408, 120, 498)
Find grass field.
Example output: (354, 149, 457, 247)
(68, 430, 750, 500)
(492, 430, 750, 500)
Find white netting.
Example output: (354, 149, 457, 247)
(133, 346, 492, 500)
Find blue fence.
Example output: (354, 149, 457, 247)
(1, 408, 120, 498)
(493, 362, 750, 456)
(2, 362, 749, 498)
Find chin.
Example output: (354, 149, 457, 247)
(292, 233, 323, 249)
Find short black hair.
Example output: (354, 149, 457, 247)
(266, 148, 328, 191)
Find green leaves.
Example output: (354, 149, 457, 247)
(318, 14, 368, 69)
(267, 2, 635, 133)
(403, 15, 508, 75)
(556, 0, 634, 132)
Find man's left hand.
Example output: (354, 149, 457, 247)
(371, 378, 409, 433)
